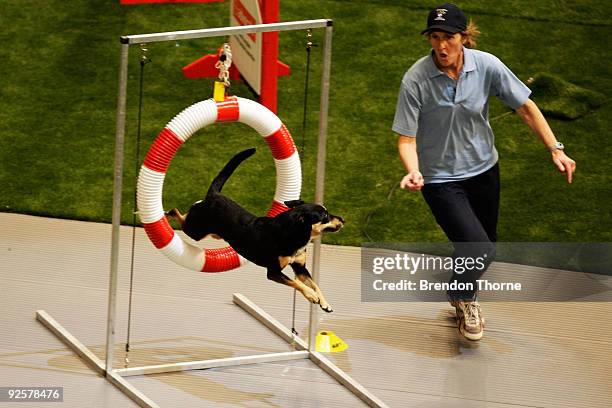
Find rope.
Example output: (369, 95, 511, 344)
(299, 29, 314, 164)
(125, 45, 150, 367)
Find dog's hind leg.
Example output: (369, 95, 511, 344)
(290, 261, 333, 313)
(165, 208, 186, 227)
(266, 266, 321, 306)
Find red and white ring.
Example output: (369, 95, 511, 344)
(137, 96, 301, 272)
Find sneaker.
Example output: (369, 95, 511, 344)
(450, 300, 485, 341)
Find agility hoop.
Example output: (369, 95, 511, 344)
(137, 96, 301, 272)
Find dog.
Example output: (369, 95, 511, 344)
(166, 148, 344, 313)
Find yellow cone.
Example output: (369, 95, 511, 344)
(315, 331, 348, 353)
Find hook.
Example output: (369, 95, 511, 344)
(140, 43, 150, 65)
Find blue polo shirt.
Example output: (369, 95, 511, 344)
(392, 47, 531, 184)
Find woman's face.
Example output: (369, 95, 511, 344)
(428, 31, 464, 69)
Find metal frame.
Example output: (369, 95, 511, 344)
(37, 20, 389, 408)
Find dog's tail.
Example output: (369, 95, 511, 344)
(206, 148, 256, 197)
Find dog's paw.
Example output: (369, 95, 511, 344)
(302, 287, 320, 304)
(320, 303, 333, 313)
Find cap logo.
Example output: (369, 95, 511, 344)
(434, 8, 447, 21)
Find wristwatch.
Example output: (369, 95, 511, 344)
(549, 141, 564, 152)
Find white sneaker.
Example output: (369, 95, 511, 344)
(450, 300, 485, 341)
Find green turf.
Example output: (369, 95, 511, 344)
(1, 0, 610, 246)
(528, 72, 607, 120)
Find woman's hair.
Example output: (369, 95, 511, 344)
(461, 19, 480, 49)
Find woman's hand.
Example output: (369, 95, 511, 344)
(551, 150, 576, 184)
(400, 170, 424, 191)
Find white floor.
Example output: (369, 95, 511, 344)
(1, 213, 611, 407)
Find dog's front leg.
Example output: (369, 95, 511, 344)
(266, 266, 320, 305)
(290, 262, 333, 313)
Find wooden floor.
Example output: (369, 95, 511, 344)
(1, 212, 611, 408)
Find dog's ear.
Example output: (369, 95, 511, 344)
(284, 200, 305, 208)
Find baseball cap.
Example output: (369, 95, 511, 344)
(421, 3, 467, 35)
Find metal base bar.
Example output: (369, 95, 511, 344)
(36, 310, 157, 407)
(114, 350, 309, 377)
(36, 307, 307, 407)
(37, 293, 388, 407)
(233, 293, 308, 350)
(106, 370, 160, 408)
(309, 351, 390, 408)
(232, 294, 389, 408)
(36, 310, 106, 375)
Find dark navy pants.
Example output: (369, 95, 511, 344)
(421, 163, 499, 300)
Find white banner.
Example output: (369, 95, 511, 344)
(229, 0, 263, 94)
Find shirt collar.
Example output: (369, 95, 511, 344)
(426, 47, 476, 78)
(463, 47, 476, 72)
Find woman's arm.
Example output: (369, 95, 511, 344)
(515, 99, 576, 183)
(398, 135, 424, 191)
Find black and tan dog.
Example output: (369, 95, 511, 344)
(166, 148, 344, 313)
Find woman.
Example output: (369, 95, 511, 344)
(393, 3, 576, 340)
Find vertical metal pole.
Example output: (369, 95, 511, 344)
(308, 22, 332, 350)
(107, 43, 130, 375)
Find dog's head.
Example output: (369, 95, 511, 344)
(284, 200, 344, 236)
